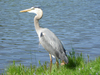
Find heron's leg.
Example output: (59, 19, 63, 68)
(49, 54, 52, 72)
(61, 60, 66, 66)
(56, 58, 59, 68)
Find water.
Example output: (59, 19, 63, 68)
(0, 0, 100, 74)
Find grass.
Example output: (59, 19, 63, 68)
(3, 49, 100, 75)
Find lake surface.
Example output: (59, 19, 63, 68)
(0, 0, 100, 74)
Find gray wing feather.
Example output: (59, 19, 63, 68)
(39, 28, 66, 59)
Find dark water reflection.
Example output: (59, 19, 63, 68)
(0, 0, 100, 74)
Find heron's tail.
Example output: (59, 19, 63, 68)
(64, 55, 68, 64)
(63, 48, 68, 64)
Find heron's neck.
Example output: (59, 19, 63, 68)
(34, 17, 41, 34)
(34, 9, 43, 35)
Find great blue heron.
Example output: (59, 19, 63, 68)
(20, 7, 68, 72)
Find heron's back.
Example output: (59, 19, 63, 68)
(39, 28, 68, 64)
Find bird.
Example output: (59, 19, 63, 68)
(20, 7, 68, 72)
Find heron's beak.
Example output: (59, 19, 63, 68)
(20, 8, 32, 12)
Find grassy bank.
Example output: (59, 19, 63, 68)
(3, 49, 100, 75)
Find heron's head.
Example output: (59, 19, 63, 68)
(20, 7, 43, 18)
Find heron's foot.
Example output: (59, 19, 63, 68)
(61, 62, 65, 66)
(61, 60, 66, 66)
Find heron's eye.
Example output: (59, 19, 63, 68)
(31, 7, 35, 10)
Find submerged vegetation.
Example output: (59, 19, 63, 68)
(3, 49, 100, 75)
